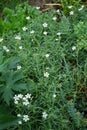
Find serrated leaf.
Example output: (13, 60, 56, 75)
(2, 87, 14, 105)
(13, 71, 24, 83)
(8, 57, 20, 69)
(12, 83, 26, 91)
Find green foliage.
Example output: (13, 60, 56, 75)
(0, 2, 40, 35)
(0, 51, 27, 105)
(0, 104, 19, 130)
(0, 18, 4, 35)
(0, 2, 87, 130)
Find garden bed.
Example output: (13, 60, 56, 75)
(0, 1, 87, 130)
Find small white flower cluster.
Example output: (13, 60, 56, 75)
(69, 5, 84, 15)
(3, 46, 9, 52)
(42, 112, 48, 119)
(0, 38, 3, 42)
(43, 23, 48, 35)
(17, 114, 29, 125)
(14, 93, 31, 106)
(68, 5, 73, 15)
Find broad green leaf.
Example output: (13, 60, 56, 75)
(8, 57, 20, 69)
(2, 87, 14, 105)
(12, 83, 27, 91)
(13, 71, 24, 83)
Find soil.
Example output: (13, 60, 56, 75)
(29, 0, 61, 11)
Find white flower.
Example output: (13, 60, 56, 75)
(14, 95, 19, 100)
(44, 72, 49, 78)
(19, 46, 22, 50)
(30, 30, 35, 34)
(43, 23, 48, 28)
(53, 94, 56, 98)
(14, 100, 19, 104)
(72, 46, 76, 51)
(22, 27, 28, 31)
(15, 35, 21, 40)
(26, 16, 30, 20)
(23, 101, 30, 106)
(57, 32, 61, 36)
(23, 115, 29, 122)
(17, 114, 21, 117)
(70, 11, 74, 15)
(3, 46, 7, 50)
(18, 121, 22, 125)
(43, 31, 47, 35)
(17, 65, 22, 70)
(23, 97, 28, 101)
(36, 6, 40, 10)
(78, 5, 84, 11)
(55, 38, 58, 41)
(45, 54, 50, 58)
(56, 9, 60, 13)
(6, 49, 9, 52)
(3, 46, 9, 52)
(42, 112, 48, 119)
(0, 38, 3, 42)
(18, 94, 23, 99)
(52, 16, 57, 21)
(25, 93, 31, 99)
(68, 5, 73, 9)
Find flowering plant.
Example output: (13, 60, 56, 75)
(0, 2, 87, 130)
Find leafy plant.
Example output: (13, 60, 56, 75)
(0, 51, 27, 105)
(0, 2, 87, 130)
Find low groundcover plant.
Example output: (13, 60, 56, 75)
(0, 2, 87, 130)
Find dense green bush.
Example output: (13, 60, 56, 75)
(0, 2, 87, 130)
